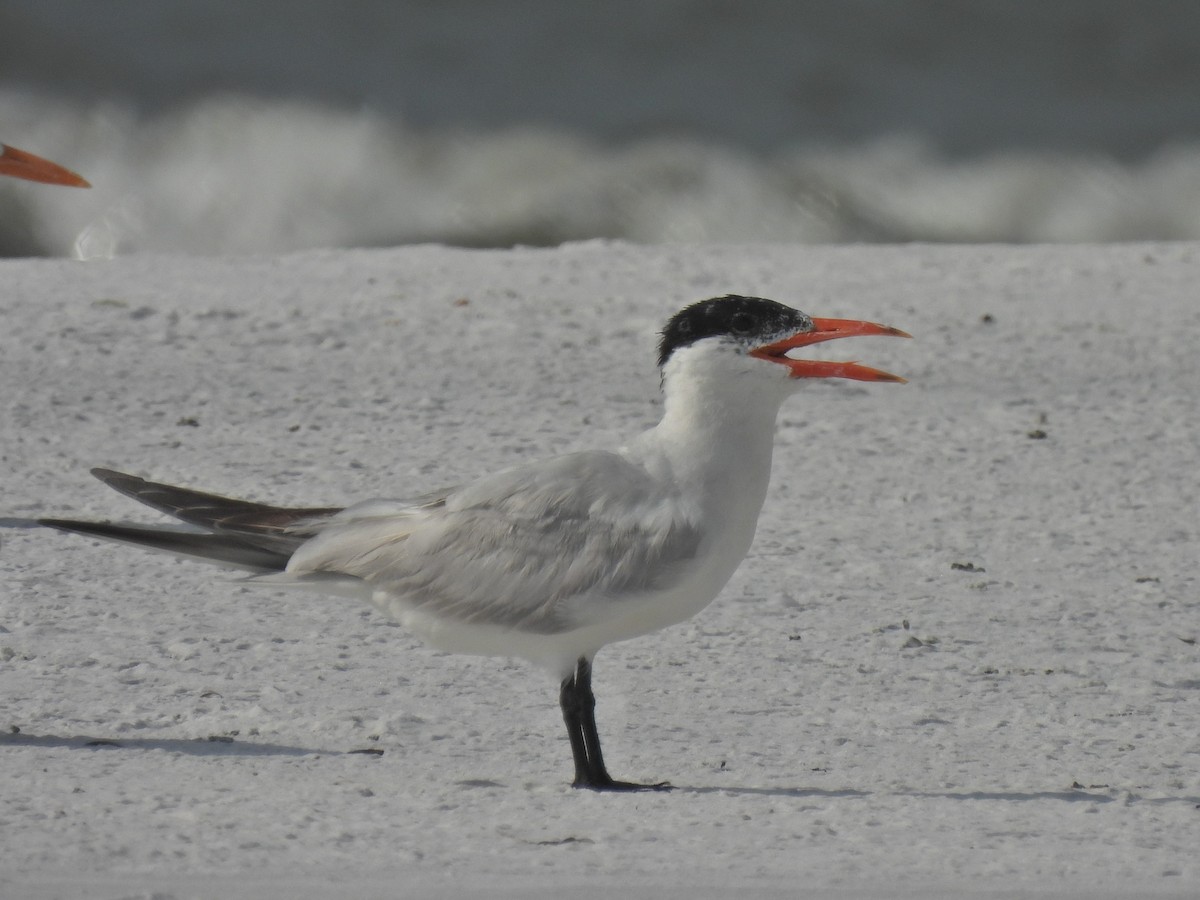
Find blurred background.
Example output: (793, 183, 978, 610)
(3, 0, 1200, 257)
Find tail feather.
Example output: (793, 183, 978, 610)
(40, 469, 347, 573)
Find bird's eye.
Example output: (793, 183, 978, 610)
(729, 312, 755, 334)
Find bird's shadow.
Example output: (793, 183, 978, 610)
(673, 783, 872, 800)
(2, 742, 1192, 806)
(0, 730, 351, 758)
(670, 783, 1124, 804)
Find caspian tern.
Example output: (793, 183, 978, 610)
(0, 143, 90, 187)
(41, 295, 908, 790)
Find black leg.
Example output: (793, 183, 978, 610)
(559, 661, 593, 785)
(559, 656, 670, 792)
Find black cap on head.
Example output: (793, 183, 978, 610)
(657, 295, 812, 367)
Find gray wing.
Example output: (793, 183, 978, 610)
(287, 451, 703, 633)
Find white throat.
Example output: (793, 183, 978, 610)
(623, 341, 796, 564)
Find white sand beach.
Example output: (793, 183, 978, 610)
(2, 242, 1197, 898)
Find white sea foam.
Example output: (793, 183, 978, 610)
(5, 91, 1200, 257)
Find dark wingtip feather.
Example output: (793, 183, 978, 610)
(38, 517, 290, 572)
(91, 467, 138, 485)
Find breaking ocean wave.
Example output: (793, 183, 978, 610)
(6, 91, 1200, 259)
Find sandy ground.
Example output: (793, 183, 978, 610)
(1, 242, 1198, 898)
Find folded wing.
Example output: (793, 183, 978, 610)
(42, 456, 703, 635)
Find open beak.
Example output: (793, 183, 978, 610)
(0, 144, 91, 188)
(750, 317, 911, 383)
